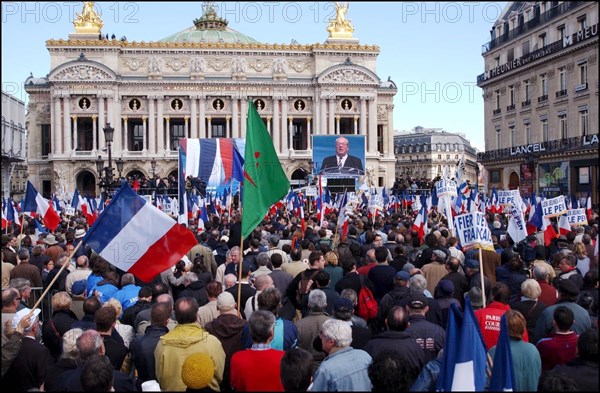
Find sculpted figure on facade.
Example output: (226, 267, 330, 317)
(190, 57, 205, 73)
(148, 57, 162, 73)
(273, 58, 287, 75)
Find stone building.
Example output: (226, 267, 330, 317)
(24, 2, 397, 198)
(1, 90, 27, 200)
(477, 1, 598, 203)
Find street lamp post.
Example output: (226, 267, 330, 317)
(95, 123, 119, 198)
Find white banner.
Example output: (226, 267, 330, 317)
(63, 207, 75, 216)
(497, 190, 521, 206)
(507, 204, 527, 243)
(541, 196, 567, 218)
(436, 179, 457, 198)
(565, 208, 588, 226)
(455, 211, 493, 249)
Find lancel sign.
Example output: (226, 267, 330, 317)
(510, 134, 598, 156)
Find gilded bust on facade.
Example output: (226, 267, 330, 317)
(73, 2, 103, 33)
(327, 2, 354, 39)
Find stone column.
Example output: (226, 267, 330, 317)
(148, 96, 155, 154)
(281, 99, 288, 154)
(156, 97, 164, 152)
(359, 97, 367, 136)
(267, 116, 272, 135)
(288, 117, 294, 151)
(71, 116, 77, 153)
(328, 99, 335, 135)
(240, 98, 248, 138)
(52, 95, 62, 156)
(232, 97, 239, 138)
(184, 116, 189, 138)
(165, 116, 171, 151)
(106, 95, 114, 152)
(307, 117, 312, 150)
(273, 98, 280, 152)
(92, 115, 97, 151)
(319, 98, 327, 136)
(386, 104, 394, 156)
(199, 98, 206, 138)
(368, 98, 377, 153)
(226, 116, 231, 138)
(63, 97, 70, 154)
(123, 117, 128, 151)
(207, 116, 212, 138)
(111, 94, 122, 157)
(190, 96, 197, 138)
(354, 115, 359, 134)
(313, 98, 320, 135)
(142, 116, 147, 151)
(97, 95, 105, 149)
(335, 116, 340, 135)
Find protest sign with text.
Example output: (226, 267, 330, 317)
(436, 179, 457, 198)
(565, 208, 588, 226)
(455, 211, 494, 250)
(497, 190, 521, 206)
(541, 196, 567, 218)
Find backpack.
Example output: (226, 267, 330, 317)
(296, 270, 319, 305)
(357, 276, 378, 320)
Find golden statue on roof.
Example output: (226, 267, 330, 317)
(73, 2, 103, 34)
(327, 2, 354, 39)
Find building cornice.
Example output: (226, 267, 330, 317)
(46, 39, 380, 53)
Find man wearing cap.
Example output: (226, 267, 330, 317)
(72, 227, 92, 259)
(533, 278, 591, 343)
(404, 292, 446, 363)
(3, 307, 53, 391)
(464, 258, 491, 305)
(378, 271, 411, 325)
(205, 291, 248, 391)
(43, 234, 64, 263)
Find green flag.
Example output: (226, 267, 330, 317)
(241, 101, 290, 239)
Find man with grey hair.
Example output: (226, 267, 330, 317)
(9, 278, 31, 311)
(113, 272, 141, 311)
(399, 274, 443, 327)
(295, 289, 330, 368)
(533, 264, 558, 306)
(230, 310, 286, 391)
(250, 252, 273, 280)
(65, 255, 91, 296)
(244, 274, 274, 320)
(312, 318, 372, 391)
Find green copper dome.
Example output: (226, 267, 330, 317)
(159, 2, 260, 44)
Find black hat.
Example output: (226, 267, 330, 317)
(556, 279, 579, 297)
(408, 293, 428, 309)
(334, 297, 354, 313)
(465, 259, 479, 269)
(437, 280, 454, 297)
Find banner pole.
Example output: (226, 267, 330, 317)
(478, 247, 486, 307)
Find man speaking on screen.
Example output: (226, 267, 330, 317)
(319, 136, 364, 175)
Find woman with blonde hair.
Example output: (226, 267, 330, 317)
(574, 242, 590, 277)
(104, 298, 134, 348)
(511, 279, 548, 340)
(324, 250, 344, 290)
(42, 291, 78, 360)
(489, 310, 541, 391)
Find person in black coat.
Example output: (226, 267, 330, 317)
(364, 306, 425, 384)
(130, 303, 170, 391)
(42, 291, 79, 360)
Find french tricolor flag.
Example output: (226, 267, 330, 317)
(82, 183, 197, 282)
(23, 181, 60, 231)
(411, 204, 427, 242)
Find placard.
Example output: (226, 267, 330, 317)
(455, 211, 493, 249)
(305, 187, 317, 197)
(436, 179, 457, 198)
(565, 208, 588, 226)
(63, 207, 75, 216)
(541, 196, 567, 218)
(497, 190, 520, 206)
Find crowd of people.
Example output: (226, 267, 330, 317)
(1, 197, 598, 391)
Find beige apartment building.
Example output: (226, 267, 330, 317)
(477, 1, 598, 204)
(24, 2, 397, 199)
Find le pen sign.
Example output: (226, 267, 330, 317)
(541, 196, 568, 218)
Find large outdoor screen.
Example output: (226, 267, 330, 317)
(312, 135, 366, 178)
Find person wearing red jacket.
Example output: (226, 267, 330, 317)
(475, 281, 529, 350)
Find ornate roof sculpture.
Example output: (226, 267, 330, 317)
(73, 2, 103, 34)
(327, 2, 355, 39)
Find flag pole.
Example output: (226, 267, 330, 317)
(478, 247, 486, 307)
(31, 241, 82, 310)
(237, 187, 244, 317)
